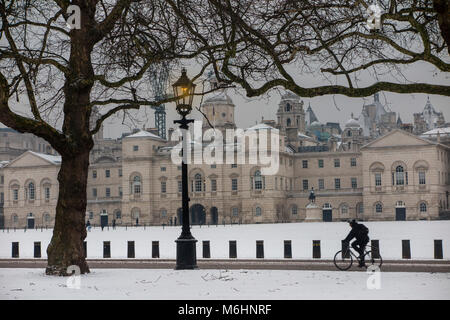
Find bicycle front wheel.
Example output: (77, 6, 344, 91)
(333, 250, 353, 271)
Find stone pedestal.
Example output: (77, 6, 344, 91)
(304, 203, 322, 222)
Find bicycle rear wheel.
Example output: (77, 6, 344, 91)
(364, 251, 383, 269)
(333, 250, 353, 271)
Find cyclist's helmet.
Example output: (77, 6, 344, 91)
(348, 219, 356, 226)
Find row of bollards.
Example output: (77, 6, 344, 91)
(9, 239, 445, 259)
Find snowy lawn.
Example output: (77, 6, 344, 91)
(0, 221, 449, 260)
(0, 268, 449, 300)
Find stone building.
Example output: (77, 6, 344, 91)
(413, 97, 446, 134)
(0, 92, 449, 228)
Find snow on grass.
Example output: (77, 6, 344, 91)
(0, 268, 449, 300)
(1, 220, 449, 260)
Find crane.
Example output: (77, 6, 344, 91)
(148, 61, 171, 140)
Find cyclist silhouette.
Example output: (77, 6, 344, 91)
(343, 219, 369, 267)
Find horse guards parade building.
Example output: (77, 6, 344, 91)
(0, 88, 449, 229)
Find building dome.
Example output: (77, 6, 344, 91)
(345, 118, 360, 128)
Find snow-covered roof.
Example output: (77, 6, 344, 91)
(281, 91, 300, 101)
(28, 151, 61, 164)
(0, 161, 9, 168)
(125, 130, 164, 140)
(309, 121, 322, 127)
(345, 118, 360, 128)
(247, 123, 275, 131)
(420, 127, 450, 137)
(298, 133, 312, 139)
(204, 91, 233, 104)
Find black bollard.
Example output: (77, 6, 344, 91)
(256, 240, 264, 259)
(284, 240, 292, 259)
(103, 241, 111, 258)
(202, 241, 210, 258)
(127, 241, 135, 258)
(312, 240, 321, 259)
(229, 240, 237, 258)
(12, 242, 19, 258)
(341, 240, 350, 258)
(34, 242, 41, 258)
(371, 240, 380, 259)
(152, 241, 160, 258)
(402, 240, 411, 259)
(434, 240, 443, 259)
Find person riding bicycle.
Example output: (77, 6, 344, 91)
(343, 219, 369, 267)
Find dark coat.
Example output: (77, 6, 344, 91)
(344, 222, 369, 242)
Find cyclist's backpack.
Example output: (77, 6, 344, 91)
(360, 224, 369, 235)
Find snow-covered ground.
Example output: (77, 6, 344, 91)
(0, 268, 449, 300)
(1, 221, 449, 260)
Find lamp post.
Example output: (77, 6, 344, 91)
(172, 68, 198, 270)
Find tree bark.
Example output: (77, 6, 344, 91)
(46, 150, 91, 275)
(433, 0, 450, 54)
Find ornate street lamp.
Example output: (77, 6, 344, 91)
(172, 68, 198, 270)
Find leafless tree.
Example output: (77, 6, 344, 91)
(0, 0, 448, 276)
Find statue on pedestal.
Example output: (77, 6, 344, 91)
(308, 187, 316, 203)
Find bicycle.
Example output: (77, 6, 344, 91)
(333, 243, 383, 271)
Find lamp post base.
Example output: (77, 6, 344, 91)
(175, 238, 198, 270)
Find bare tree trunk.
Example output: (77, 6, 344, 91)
(433, 0, 450, 54)
(46, 150, 91, 275)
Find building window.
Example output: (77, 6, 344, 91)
(255, 207, 262, 216)
(161, 181, 166, 193)
(178, 181, 182, 193)
(13, 189, 18, 201)
(13, 214, 18, 223)
(0, 175, 4, 184)
(132, 176, 141, 194)
(195, 174, 203, 192)
(254, 171, 263, 190)
(232, 207, 238, 216)
(419, 202, 427, 213)
(395, 166, 405, 185)
(334, 159, 340, 168)
(0, 192, 3, 204)
(302, 179, 309, 191)
(211, 164, 216, 169)
(318, 179, 324, 190)
(45, 187, 50, 200)
(161, 209, 167, 218)
(92, 188, 97, 197)
(302, 160, 308, 168)
(318, 159, 324, 168)
(419, 171, 426, 185)
(375, 203, 383, 213)
(351, 158, 357, 167)
(44, 213, 51, 222)
(133, 145, 139, 151)
(291, 205, 298, 215)
(341, 205, 348, 215)
(119, 169, 122, 177)
(231, 164, 237, 168)
(351, 178, 357, 189)
(231, 178, 238, 191)
(375, 173, 382, 186)
(105, 170, 110, 178)
(28, 182, 35, 200)
(211, 179, 217, 192)
(119, 187, 123, 197)
(89, 212, 94, 219)
(335, 178, 341, 190)
(106, 188, 111, 198)
(115, 211, 122, 219)
(93, 170, 97, 179)
(357, 203, 364, 214)
(160, 167, 166, 172)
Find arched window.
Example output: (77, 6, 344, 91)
(356, 203, 364, 215)
(395, 166, 404, 185)
(28, 182, 35, 200)
(375, 203, 383, 213)
(44, 213, 51, 222)
(115, 211, 122, 219)
(341, 204, 348, 215)
(194, 173, 202, 192)
(12, 214, 18, 223)
(161, 209, 167, 218)
(287, 118, 291, 126)
(255, 207, 262, 216)
(286, 103, 291, 112)
(419, 202, 427, 213)
(291, 205, 298, 215)
(347, 130, 352, 137)
(132, 175, 141, 195)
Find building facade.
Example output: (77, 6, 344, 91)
(0, 92, 449, 229)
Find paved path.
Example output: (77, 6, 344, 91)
(0, 259, 449, 272)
